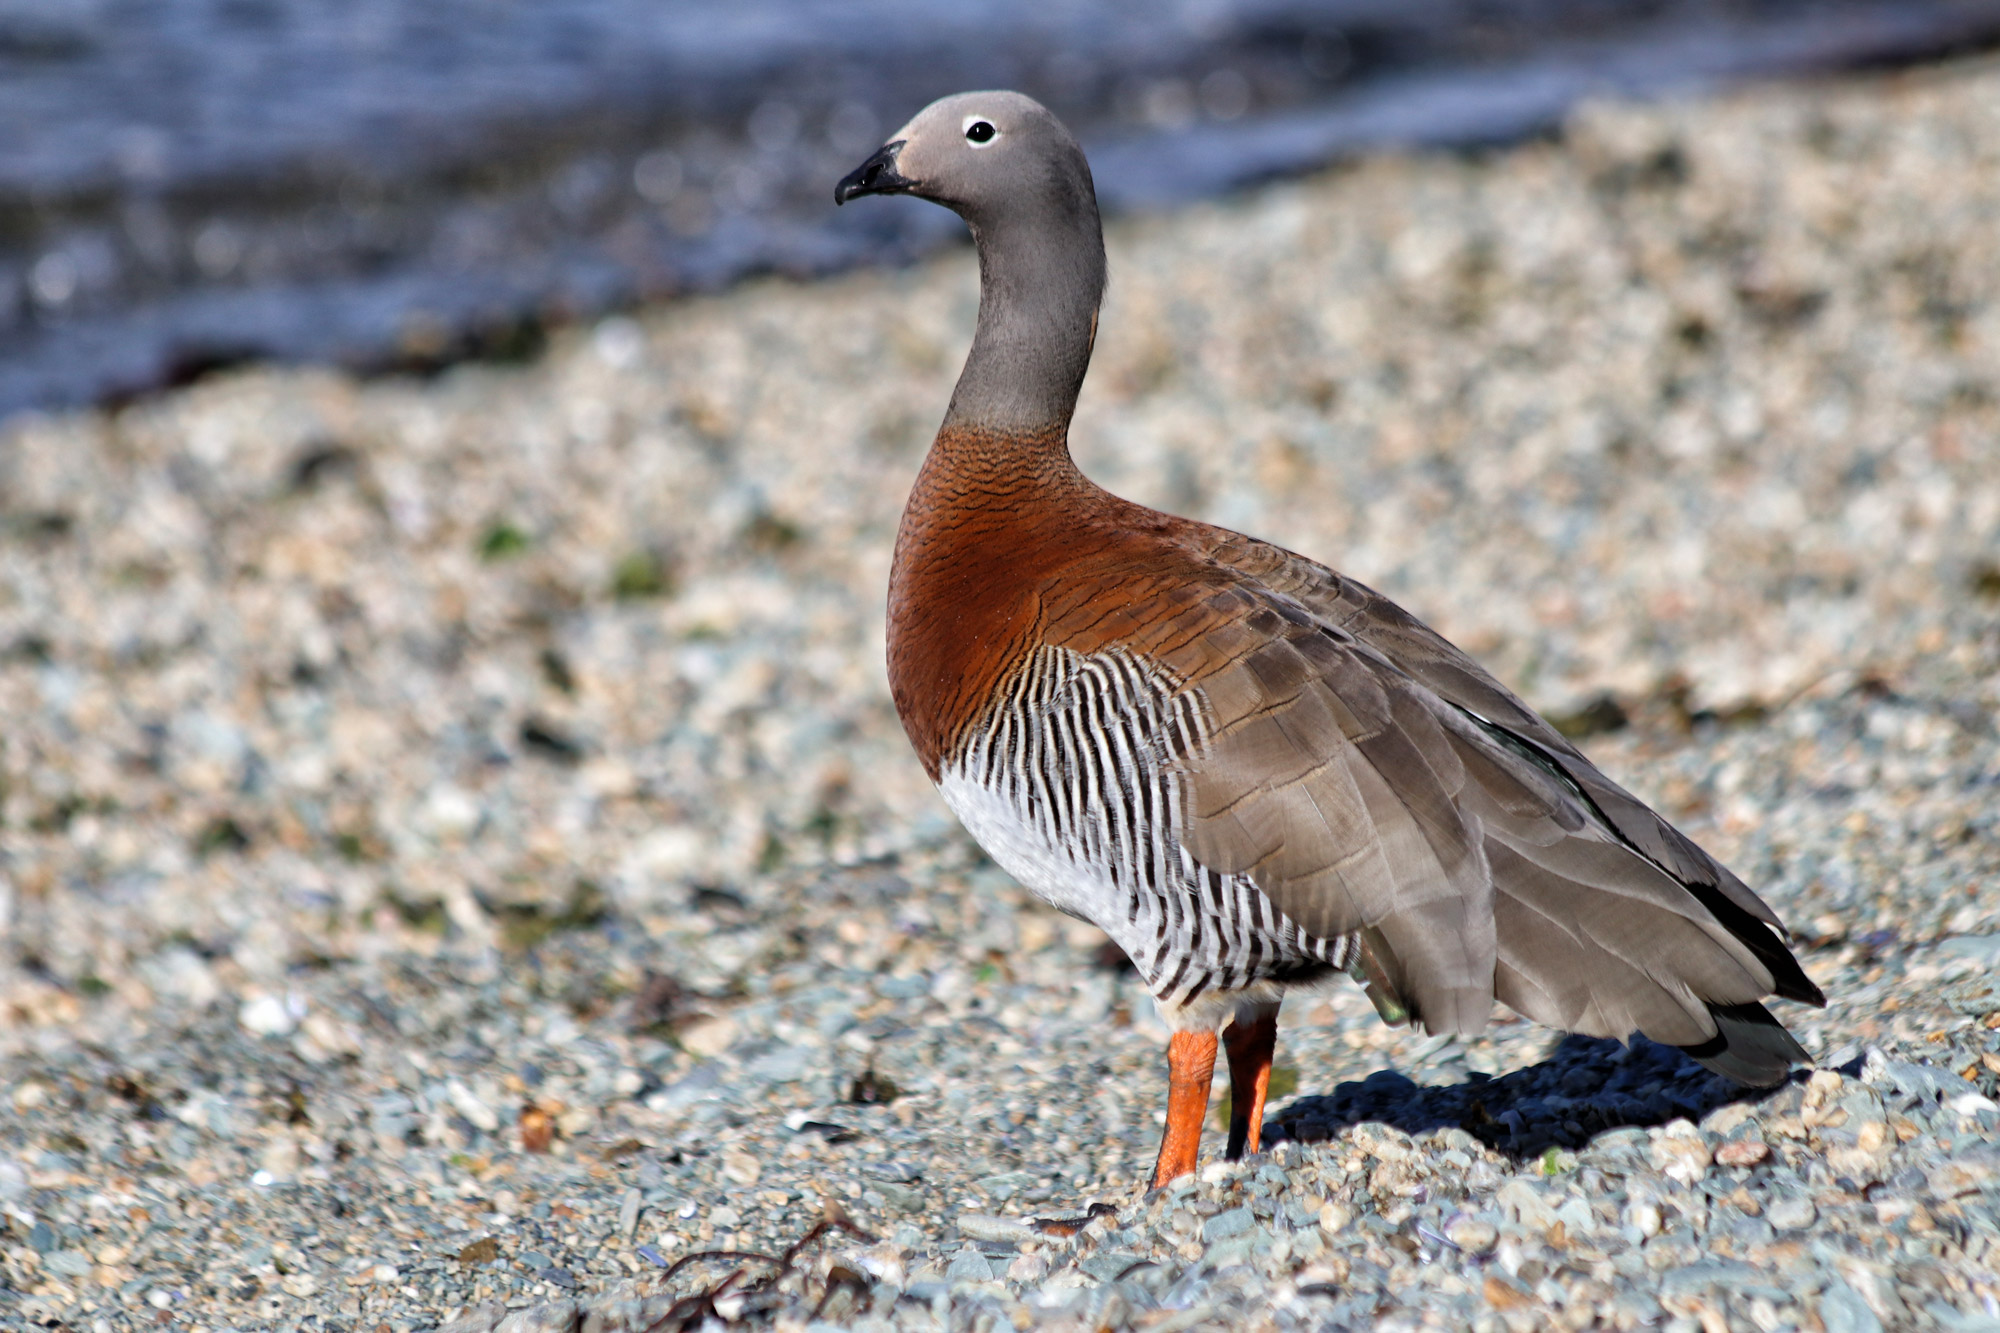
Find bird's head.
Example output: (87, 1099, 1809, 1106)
(834, 90, 1095, 231)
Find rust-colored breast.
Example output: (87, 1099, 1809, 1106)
(886, 423, 1242, 778)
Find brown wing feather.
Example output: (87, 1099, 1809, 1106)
(1053, 528, 1823, 1084)
(1200, 533, 1823, 1002)
(1021, 501, 1818, 1084)
(1205, 533, 1811, 948)
(1147, 588, 1497, 1035)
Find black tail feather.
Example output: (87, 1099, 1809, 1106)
(1677, 1001, 1812, 1086)
(1677, 880, 1826, 1008)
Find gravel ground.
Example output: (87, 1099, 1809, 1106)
(3, 57, 2000, 1333)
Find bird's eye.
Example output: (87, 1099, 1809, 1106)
(965, 120, 996, 144)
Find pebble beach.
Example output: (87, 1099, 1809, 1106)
(3, 55, 1999, 1333)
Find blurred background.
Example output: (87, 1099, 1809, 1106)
(7, 0, 2000, 423)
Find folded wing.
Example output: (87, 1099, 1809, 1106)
(1158, 538, 1823, 1084)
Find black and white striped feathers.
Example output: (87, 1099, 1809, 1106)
(938, 645, 1354, 1027)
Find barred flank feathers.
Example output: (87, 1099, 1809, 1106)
(950, 645, 1353, 1010)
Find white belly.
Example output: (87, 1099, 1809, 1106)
(937, 761, 1131, 931)
(928, 645, 1350, 1026)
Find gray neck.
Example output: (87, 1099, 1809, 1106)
(944, 202, 1106, 437)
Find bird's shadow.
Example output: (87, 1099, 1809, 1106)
(1266, 1033, 1810, 1162)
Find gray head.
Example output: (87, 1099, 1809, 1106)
(835, 91, 1096, 232)
(837, 91, 1106, 434)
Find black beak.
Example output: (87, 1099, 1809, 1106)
(834, 141, 912, 205)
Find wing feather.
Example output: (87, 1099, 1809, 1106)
(1103, 534, 1827, 1082)
(1199, 535, 1823, 1005)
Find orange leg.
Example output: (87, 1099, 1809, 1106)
(1223, 1002, 1280, 1160)
(1150, 1029, 1218, 1189)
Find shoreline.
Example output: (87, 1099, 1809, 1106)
(9, 1, 2000, 424)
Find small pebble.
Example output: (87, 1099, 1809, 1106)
(1446, 1219, 1499, 1253)
(1767, 1197, 1818, 1231)
(1714, 1138, 1769, 1168)
(958, 1214, 1039, 1244)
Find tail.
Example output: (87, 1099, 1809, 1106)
(1677, 1001, 1812, 1086)
(1445, 713, 1825, 1087)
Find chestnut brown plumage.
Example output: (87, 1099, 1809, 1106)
(838, 91, 1824, 1189)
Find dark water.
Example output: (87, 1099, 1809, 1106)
(4, 0, 1998, 422)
